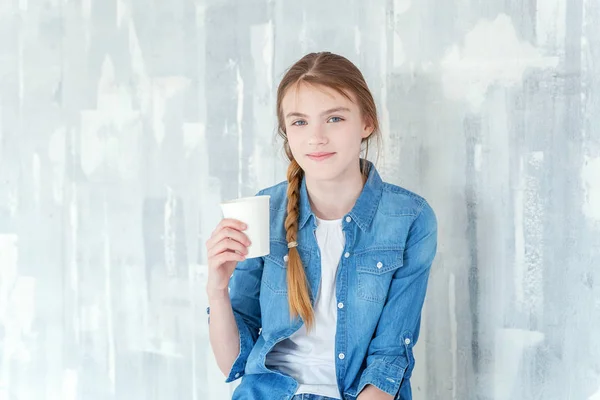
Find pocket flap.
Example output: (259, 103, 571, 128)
(356, 248, 404, 274)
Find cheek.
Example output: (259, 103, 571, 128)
(286, 129, 302, 146)
(286, 131, 303, 157)
(333, 127, 363, 149)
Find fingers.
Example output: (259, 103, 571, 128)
(210, 250, 246, 266)
(217, 218, 247, 234)
(206, 219, 251, 258)
(208, 218, 246, 241)
(207, 235, 249, 258)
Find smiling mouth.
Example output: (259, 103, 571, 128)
(307, 152, 335, 161)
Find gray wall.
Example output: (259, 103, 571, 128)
(0, 0, 598, 399)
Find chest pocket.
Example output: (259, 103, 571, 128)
(355, 248, 404, 303)
(262, 240, 312, 296)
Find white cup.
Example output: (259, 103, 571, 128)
(219, 195, 270, 259)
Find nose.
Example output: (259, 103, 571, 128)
(308, 124, 327, 146)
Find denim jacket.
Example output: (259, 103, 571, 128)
(207, 161, 438, 400)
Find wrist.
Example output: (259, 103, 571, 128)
(206, 286, 229, 302)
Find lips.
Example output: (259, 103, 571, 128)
(307, 152, 335, 161)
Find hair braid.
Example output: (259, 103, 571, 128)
(284, 159, 314, 331)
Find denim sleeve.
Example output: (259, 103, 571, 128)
(356, 200, 438, 399)
(219, 254, 263, 383)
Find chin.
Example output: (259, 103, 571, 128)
(299, 161, 344, 182)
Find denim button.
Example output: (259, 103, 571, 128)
(344, 252, 350, 258)
(337, 302, 344, 309)
(345, 216, 351, 222)
(377, 262, 383, 269)
(405, 338, 411, 345)
(283, 255, 289, 262)
(338, 353, 345, 360)
(235, 372, 240, 378)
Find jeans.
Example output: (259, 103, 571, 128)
(290, 395, 340, 400)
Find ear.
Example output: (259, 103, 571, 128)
(361, 119, 374, 139)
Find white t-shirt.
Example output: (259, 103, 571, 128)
(265, 216, 345, 399)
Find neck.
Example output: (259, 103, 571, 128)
(305, 164, 367, 220)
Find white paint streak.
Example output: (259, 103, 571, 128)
(236, 65, 244, 197)
(68, 125, 80, 344)
(12, 277, 35, 335)
(0, 99, 3, 156)
(249, 22, 276, 191)
(6, 186, 17, 218)
(81, 55, 142, 179)
(81, 0, 91, 19)
(393, 31, 406, 68)
(130, 23, 193, 149)
(152, 77, 190, 146)
(189, 266, 199, 400)
(494, 329, 545, 399)
(530, 152, 544, 164)
(0, 235, 22, 391)
(524, 152, 544, 317)
(48, 128, 66, 204)
(116, 0, 129, 28)
(18, 26, 23, 108)
(590, 385, 600, 400)
(264, 21, 274, 93)
(514, 156, 525, 307)
(0, 234, 18, 322)
(69, 179, 78, 295)
(82, 304, 101, 332)
(298, 9, 308, 52)
(164, 187, 177, 277)
(61, 369, 78, 400)
(441, 14, 558, 112)
(354, 26, 361, 54)
(81, 0, 91, 52)
(379, 7, 390, 169)
(183, 122, 204, 156)
(103, 201, 115, 392)
(249, 21, 274, 97)
(536, 0, 566, 50)
(449, 273, 457, 400)
(394, 0, 412, 14)
(32, 152, 40, 210)
(128, 21, 152, 116)
(581, 156, 600, 222)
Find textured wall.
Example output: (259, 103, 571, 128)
(0, 0, 599, 399)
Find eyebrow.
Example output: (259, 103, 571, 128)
(285, 107, 351, 119)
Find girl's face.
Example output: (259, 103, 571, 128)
(281, 83, 373, 182)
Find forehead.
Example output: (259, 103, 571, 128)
(281, 82, 356, 112)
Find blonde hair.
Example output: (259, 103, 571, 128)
(276, 52, 381, 332)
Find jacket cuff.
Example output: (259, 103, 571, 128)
(356, 357, 407, 398)
(224, 311, 255, 382)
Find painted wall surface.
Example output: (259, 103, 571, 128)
(0, 0, 598, 399)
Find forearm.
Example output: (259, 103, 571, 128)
(357, 384, 394, 400)
(207, 288, 241, 377)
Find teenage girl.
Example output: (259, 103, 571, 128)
(205, 52, 438, 400)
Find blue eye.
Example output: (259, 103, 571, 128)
(292, 120, 307, 126)
(328, 116, 343, 123)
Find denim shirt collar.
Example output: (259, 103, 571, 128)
(298, 159, 384, 232)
